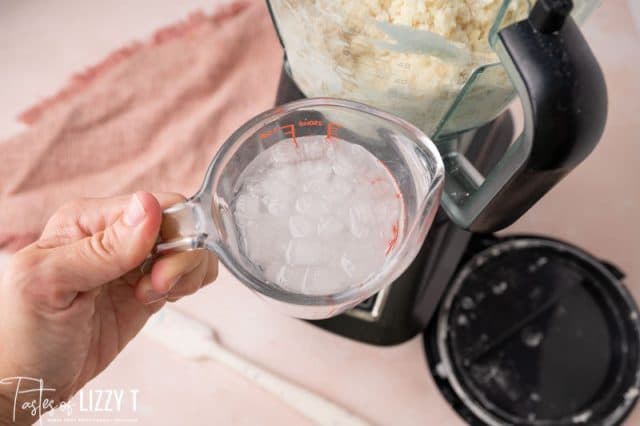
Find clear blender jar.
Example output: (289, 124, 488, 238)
(266, 0, 606, 232)
(267, 0, 599, 138)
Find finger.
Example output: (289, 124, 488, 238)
(43, 192, 162, 296)
(152, 250, 207, 293)
(134, 274, 169, 307)
(134, 250, 217, 304)
(166, 256, 209, 302)
(40, 192, 186, 244)
(133, 250, 205, 304)
(204, 252, 219, 284)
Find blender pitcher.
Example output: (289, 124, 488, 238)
(266, 0, 607, 232)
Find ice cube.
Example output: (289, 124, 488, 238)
(267, 164, 298, 184)
(295, 194, 329, 216)
(331, 142, 371, 177)
(323, 175, 355, 202)
(332, 155, 355, 177)
(340, 253, 375, 282)
(241, 218, 288, 265)
(300, 159, 332, 181)
(289, 215, 316, 238)
(286, 239, 328, 265)
(340, 239, 384, 281)
(302, 178, 326, 194)
(276, 265, 309, 293)
(349, 203, 376, 238)
(233, 193, 262, 217)
(317, 215, 345, 237)
(303, 266, 349, 295)
(300, 139, 326, 160)
(261, 261, 285, 284)
(269, 141, 299, 164)
(259, 180, 293, 216)
(370, 177, 397, 201)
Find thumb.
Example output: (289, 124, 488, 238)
(46, 192, 162, 292)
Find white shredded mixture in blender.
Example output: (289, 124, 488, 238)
(232, 136, 403, 296)
(270, 0, 530, 134)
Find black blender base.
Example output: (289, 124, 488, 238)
(424, 235, 640, 426)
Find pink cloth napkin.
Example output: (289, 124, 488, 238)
(0, 0, 283, 251)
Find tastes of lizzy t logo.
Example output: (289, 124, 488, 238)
(0, 377, 140, 424)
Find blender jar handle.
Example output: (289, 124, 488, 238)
(441, 0, 607, 232)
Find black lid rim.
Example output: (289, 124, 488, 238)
(428, 237, 640, 426)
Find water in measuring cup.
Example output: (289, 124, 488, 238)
(232, 135, 403, 296)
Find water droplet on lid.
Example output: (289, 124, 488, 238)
(522, 327, 543, 347)
(530, 392, 541, 402)
(529, 287, 543, 300)
(457, 314, 469, 326)
(492, 281, 508, 295)
(461, 296, 476, 310)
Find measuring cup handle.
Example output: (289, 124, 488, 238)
(140, 201, 208, 272)
(442, 0, 607, 232)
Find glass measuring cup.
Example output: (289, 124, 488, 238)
(153, 98, 444, 319)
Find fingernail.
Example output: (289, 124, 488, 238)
(144, 295, 167, 305)
(142, 286, 166, 304)
(167, 275, 182, 291)
(124, 193, 146, 227)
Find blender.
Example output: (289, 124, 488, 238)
(265, 1, 640, 424)
(267, 0, 640, 426)
(266, 0, 608, 343)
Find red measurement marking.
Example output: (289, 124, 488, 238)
(299, 119, 323, 127)
(259, 127, 278, 140)
(326, 122, 341, 141)
(260, 124, 298, 147)
(280, 124, 298, 147)
(385, 221, 399, 256)
(396, 192, 401, 199)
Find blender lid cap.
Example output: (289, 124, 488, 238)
(424, 236, 640, 426)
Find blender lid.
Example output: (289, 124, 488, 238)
(424, 236, 640, 426)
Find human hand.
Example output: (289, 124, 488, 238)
(0, 192, 217, 425)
